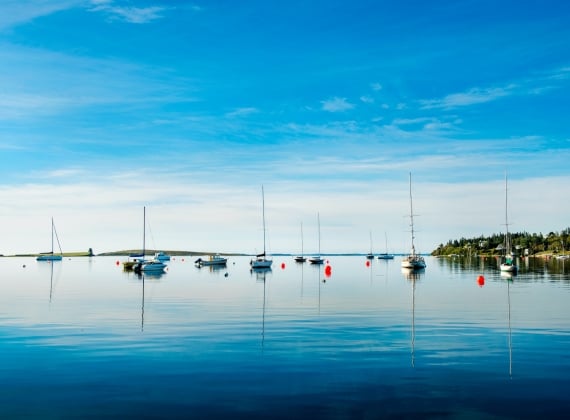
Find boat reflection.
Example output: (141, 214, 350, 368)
(501, 271, 514, 378)
(135, 271, 164, 332)
(38, 260, 63, 304)
(252, 268, 270, 348)
(402, 267, 424, 367)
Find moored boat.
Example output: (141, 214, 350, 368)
(37, 218, 63, 261)
(401, 173, 426, 270)
(251, 186, 273, 270)
(499, 173, 517, 274)
(195, 254, 228, 267)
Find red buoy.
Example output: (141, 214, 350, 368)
(477, 275, 485, 287)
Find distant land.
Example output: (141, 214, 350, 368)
(432, 228, 569, 257)
(1, 250, 406, 258)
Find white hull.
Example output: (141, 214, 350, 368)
(500, 263, 517, 273)
(401, 256, 426, 270)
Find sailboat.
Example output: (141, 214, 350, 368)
(251, 186, 273, 269)
(366, 231, 375, 259)
(401, 173, 426, 270)
(309, 213, 324, 264)
(130, 207, 167, 274)
(294, 222, 306, 263)
(500, 173, 517, 273)
(36, 218, 63, 261)
(377, 232, 395, 260)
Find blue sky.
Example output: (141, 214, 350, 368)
(1, 0, 569, 256)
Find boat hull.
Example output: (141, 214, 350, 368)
(36, 255, 63, 261)
(251, 259, 272, 269)
(377, 254, 395, 260)
(196, 256, 228, 267)
(136, 261, 167, 273)
(500, 263, 517, 273)
(401, 256, 426, 270)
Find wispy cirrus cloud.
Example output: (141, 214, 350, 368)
(370, 82, 382, 91)
(89, 0, 166, 24)
(420, 85, 515, 109)
(225, 107, 259, 118)
(0, 0, 81, 30)
(321, 97, 355, 112)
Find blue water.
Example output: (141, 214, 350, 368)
(1, 255, 569, 418)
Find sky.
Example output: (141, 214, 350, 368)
(0, 0, 569, 256)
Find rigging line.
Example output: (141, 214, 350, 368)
(53, 222, 63, 255)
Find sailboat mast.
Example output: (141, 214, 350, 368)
(317, 212, 321, 257)
(504, 172, 511, 255)
(261, 186, 266, 256)
(143, 206, 146, 257)
(301, 222, 304, 256)
(51, 217, 54, 255)
(408, 173, 416, 255)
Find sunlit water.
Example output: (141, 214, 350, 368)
(1, 255, 569, 418)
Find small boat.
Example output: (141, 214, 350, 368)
(137, 259, 167, 273)
(401, 173, 426, 270)
(154, 251, 171, 261)
(251, 186, 273, 269)
(294, 222, 306, 263)
(499, 173, 517, 273)
(125, 207, 168, 274)
(195, 254, 228, 267)
(37, 218, 63, 261)
(377, 232, 395, 260)
(366, 231, 375, 260)
(309, 213, 324, 265)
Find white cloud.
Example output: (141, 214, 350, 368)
(371, 82, 382, 91)
(89, 1, 166, 23)
(321, 97, 354, 112)
(360, 95, 374, 104)
(420, 85, 515, 109)
(0, 0, 81, 30)
(225, 107, 259, 118)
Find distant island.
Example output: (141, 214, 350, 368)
(1, 249, 247, 258)
(432, 228, 570, 257)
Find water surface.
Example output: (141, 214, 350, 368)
(1, 255, 569, 418)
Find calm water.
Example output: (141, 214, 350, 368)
(1, 255, 569, 419)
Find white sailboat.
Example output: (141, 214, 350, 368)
(309, 213, 324, 264)
(133, 207, 167, 274)
(294, 222, 306, 263)
(401, 173, 426, 270)
(251, 186, 273, 269)
(36, 218, 63, 261)
(500, 173, 517, 273)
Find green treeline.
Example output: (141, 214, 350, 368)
(432, 227, 570, 257)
